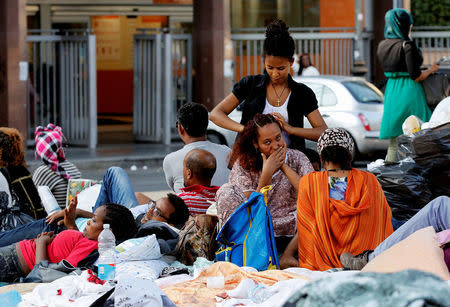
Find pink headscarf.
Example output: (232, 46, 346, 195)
(34, 123, 70, 180)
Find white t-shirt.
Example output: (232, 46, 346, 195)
(263, 92, 291, 146)
(163, 140, 231, 193)
(301, 66, 320, 76)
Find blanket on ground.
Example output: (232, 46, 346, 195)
(297, 169, 393, 270)
(282, 269, 450, 306)
(162, 262, 308, 306)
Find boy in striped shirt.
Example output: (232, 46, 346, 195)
(178, 149, 219, 215)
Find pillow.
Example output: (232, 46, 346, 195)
(66, 179, 101, 210)
(75, 184, 101, 212)
(362, 226, 450, 280)
(115, 234, 161, 262)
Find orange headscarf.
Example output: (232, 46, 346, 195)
(297, 169, 393, 271)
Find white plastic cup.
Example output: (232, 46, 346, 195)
(38, 186, 61, 214)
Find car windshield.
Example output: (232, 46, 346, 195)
(341, 81, 383, 103)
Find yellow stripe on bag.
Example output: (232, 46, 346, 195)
(242, 207, 252, 266)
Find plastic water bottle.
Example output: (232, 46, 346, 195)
(250, 284, 274, 303)
(97, 224, 116, 281)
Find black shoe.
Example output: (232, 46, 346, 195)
(340, 249, 373, 270)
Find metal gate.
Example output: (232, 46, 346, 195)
(26, 31, 97, 148)
(133, 30, 192, 145)
(412, 29, 450, 65)
(231, 28, 372, 84)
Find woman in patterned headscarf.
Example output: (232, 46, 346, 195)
(279, 128, 393, 270)
(33, 124, 81, 209)
(377, 9, 439, 162)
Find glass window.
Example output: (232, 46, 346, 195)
(303, 82, 323, 105)
(321, 85, 338, 106)
(231, 0, 320, 29)
(341, 81, 383, 103)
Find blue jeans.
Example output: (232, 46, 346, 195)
(371, 196, 450, 260)
(93, 167, 139, 212)
(0, 167, 137, 248)
(0, 219, 65, 248)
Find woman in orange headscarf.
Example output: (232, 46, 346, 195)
(295, 128, 393, 271)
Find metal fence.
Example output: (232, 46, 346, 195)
(26, 32, 97, 148)
(412, 30, 450, 65)
(231, 29, 372, 84)
(133, 30, 192, 145)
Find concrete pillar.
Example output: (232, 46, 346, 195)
(0, 0, 28, 140)
(351, 0, 368, 77)
(223, 0, 233, 95)
(193, 0, 225, 111)
(39, 4, 52, 30)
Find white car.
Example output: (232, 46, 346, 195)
(207, 75, 389, 155)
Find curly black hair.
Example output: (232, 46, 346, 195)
(166, 193, 189, 228)
(320, 145, 353, 170)
(0, 128, 26, 168)
(177, 102, 209, 137)
(102, 203, 137, 242)
(263, 19, 295, 60)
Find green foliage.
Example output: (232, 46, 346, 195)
(411, 0, 450, 26)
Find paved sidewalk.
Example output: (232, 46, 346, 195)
(26, 142, 184, 171)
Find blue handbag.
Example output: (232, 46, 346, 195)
(215, 186, 279, 271)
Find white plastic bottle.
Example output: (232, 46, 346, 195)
(97, 224, 116, 281)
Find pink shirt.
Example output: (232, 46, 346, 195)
(19, 230, 98, 270)
(178, 184, 219, 215)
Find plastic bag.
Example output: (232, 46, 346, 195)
(370, 159, 434, 220)
(0, 203, 35, 231)
(402, 115, 422, 136)
(397, 123, 450, 160)
(373, 123, 450, 220)
(421, 73, 449, 110)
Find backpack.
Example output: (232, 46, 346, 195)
(173, 214, 219, 265)
(1, 167, 45, 219)
(215, 186, 279, 271)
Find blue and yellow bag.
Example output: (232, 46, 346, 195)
(215, 186, 279, 271)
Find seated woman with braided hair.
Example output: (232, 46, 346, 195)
(280, 128, 393, 270)
(216, 113, 314, 253)
(0, 198, 137, 282)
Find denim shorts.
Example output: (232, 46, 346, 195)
(0, 244, 25, 282)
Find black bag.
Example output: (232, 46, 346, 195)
(421, 73, 449, 110)
(0, 168, 35, 231)
(0, 205, 35, 231)
(2, 166, 46, 219)
(372, 123, 450, 220)
(370, 160, 434, 220)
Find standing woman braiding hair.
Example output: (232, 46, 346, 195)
(377, 9, 439, 162)
(210, 18, 327, 152)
